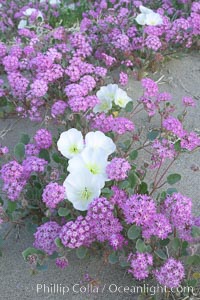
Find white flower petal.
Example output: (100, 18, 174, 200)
(18, 19, 27, 29)
(114, 88, 132, 108)
(85, 131, 116, 156)
(139, 5, 153, 14)
(135, 13, 147, 25)
(63, 169, 102, 211)
(145, 12, 163, 26)
(57, 128, 84, 159)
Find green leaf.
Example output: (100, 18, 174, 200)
(39, 149, 50, 163)
(36, 264, 48, 271)
(167, 174, 181, 185)
(187, 279, 197, 287)
(52, 153, 61, 163)
(14, 143, 25, 160)
(171, 237, 181, 250)
(101, 188, 114, 198)
(186, 255, 200, 265)
(128, 171, 138, 189)
(20, 134, 30, 145)
(125, 102, 133, 113)
(58, 207, 70, 217)
(54, 238, 63, 248)
(159, 238, 170, 247)
(136, 239, 147, 253)
(119, 256, 129, 267)
(108, 252, 118, 264)
(127, 225, 141, 240)
(138, 182, 148, 194)
(0, 97, 7, 107)
(166, 188, 178, 195)
(129, 150, 138, 161)
(22, 247, 45, 261)
(154, 249, 167, 260)
(7, 201, 17, 213)
(147, 130, 159, 141)
(191, 226, 200, 238)
(76, 247, 88, 259)
(26, 222, 37, 234)
(118, 180, 130, 189)
(174, 140, 181, 152)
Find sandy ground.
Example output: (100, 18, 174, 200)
(0, 52, 200, 300)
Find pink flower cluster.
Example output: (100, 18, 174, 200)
(34, 129, 52, 149)
(154, 258, 185, 288)
(34, 221, 61, 255)
(128, 252, 153, 280)
(42, 182, 65, 209)
(106, 158, 131, 181)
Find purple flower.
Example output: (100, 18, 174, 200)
(154, 258, 185, 288)
(55, 257, 69, 269)
(59, 216, 94, 248)
(42, 182, 65, 209)
(106, 158, 131, 181)
(34, 129, 52, 149)
(122, 194, 157, 226)
(30, 79, 48, 97)
(128, 252, 153, 280)
(34, 221, 61, 255)
(51, 100, 67, 118)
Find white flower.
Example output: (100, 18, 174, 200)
(93, 84, 118, 113)
(114, 88, 132, 108)
(63, 169, 102, 211)
(57, 128, 84, 159)
(23, 8, 43, 20)
(139, 5, 153, 14)
(40, 0, 61, 5)
(145, 13, 163, 26)
(85, 131, 116, 156)
(18, 19, 27, 29)
(135, 5, 163, 26)
(67, 147, 108, 186)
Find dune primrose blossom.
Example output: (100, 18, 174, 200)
(63, 169, 102, 211)
(57, 128, 84, 159)
(67, 147, 109, 186)
(114, 88, 132, 108)
(93, 84, 118, 113)
(136, 6, 163, 26)
(85, 131, 116, 156)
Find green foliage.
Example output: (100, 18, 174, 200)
(108, 251, 119, 264)
(20, 134, 30, 145)
(129, 150, 138, 160)
(154, 249, 167, 260)
(58, 207, 70, 217)
(147, 130, 159, 141)
(54, 238, 63, 248)
(136, 239, 147, 253)
(7, 201, 17, 213)
(167, 173, 181, 185)
(186, 255, 200, 265)
(191, 226, 200, 238)
(22, 247, 45, 261)
(14, 143, 25, 160)
(39, 149, 51, 163)
(76, 246, 88, 259)
(127, 225, 141, 240)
